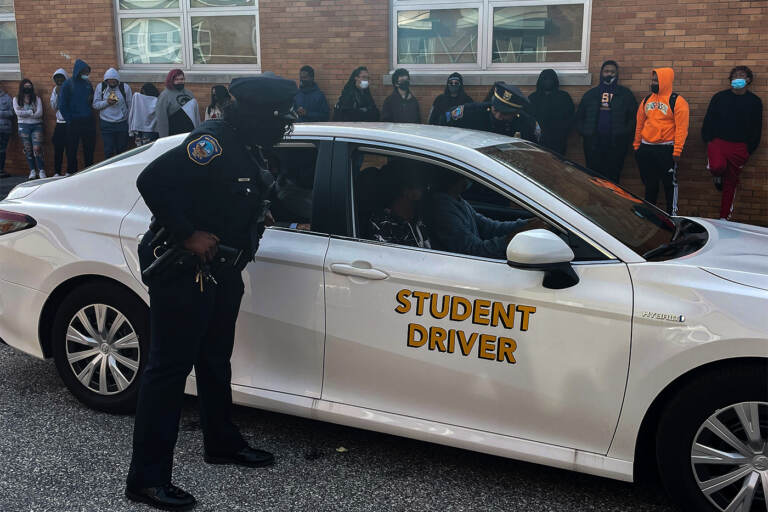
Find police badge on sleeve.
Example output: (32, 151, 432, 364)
(186, 134, 223, 165)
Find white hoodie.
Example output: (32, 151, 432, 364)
(92, 68, 132, 123)
(50, 68, 69, 124)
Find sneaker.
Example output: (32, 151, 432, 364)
(28, 170, 37, 180)
(64, 173, 71, 177)
(39, 170, 47, 179)
(713, 176, 723, 191)
(53, 173, 60, 177)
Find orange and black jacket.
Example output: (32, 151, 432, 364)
(633, 68, 690, 157)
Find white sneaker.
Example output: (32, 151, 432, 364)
(28, 170, 37, 179)
(64, 173, 71, 177)
(53, 173, 60, 177)
(39, 170, 47, 179)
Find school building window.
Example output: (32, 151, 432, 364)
(0, 0, 18, 69)
(392, 0, 591, 72)
(115, 0, 260, 71)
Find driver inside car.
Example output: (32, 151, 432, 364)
(426, 172, 547, 259)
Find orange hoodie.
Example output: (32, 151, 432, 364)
(633, 68, 690, 157)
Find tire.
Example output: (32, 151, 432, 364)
(51, 281, 149, 414)
(655, 362, 768, 512)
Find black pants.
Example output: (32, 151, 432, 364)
(635, 143, 678, 215)
(66, 117, 96, 173)
(127, 248, 247, 489)
(52, 123, 67, 174)
(583, 134, 631, 183)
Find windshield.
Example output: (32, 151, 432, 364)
(481, 142, 677, 256)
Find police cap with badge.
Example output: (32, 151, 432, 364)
(491, 82, 529, 114)
(229, 73, 298, 120)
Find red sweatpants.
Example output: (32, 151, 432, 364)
(707, 138, 750, 219)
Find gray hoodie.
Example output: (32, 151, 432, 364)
(0, 89, 13, 133)
(92, 67, 132, 124)
(50, 68, 69, 124)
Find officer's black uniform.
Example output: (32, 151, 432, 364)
(442, 83, 539, 142)
(126, 76, 297, 510)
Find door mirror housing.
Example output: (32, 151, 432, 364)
(506, 229, 579, 289)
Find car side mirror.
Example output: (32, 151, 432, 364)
(506, 229, 579, 289)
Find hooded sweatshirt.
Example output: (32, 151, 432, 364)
(93, 68, 132, 124)
(633, 68, 690, 157)
(428, 72, 473, 125)
(294, 82, 330, 122)
(0, 88, 14, 133)
(528, 69, 574, 155)
(59, 59, 94, 122)
(50, 68, 69, 124)
(156, 70, 199, 137)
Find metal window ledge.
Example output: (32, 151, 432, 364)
(383, 71, 592, 87)
(118, 70, 263, 84)
(0, 70, 21, 81)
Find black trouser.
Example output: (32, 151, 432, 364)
(635, 143, 678, 215)
(66, 117, 95, 173)
(127, 247, 247, 489)
(583, 134, 631, 183)
(52, 123, 67, 174)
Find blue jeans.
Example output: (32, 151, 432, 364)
(18, 123, 44, 171)
(101, 120, 129, 159)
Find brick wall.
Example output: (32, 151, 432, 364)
(2, 0, 766, 225)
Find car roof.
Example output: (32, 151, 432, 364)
(290, 122, 518, 150)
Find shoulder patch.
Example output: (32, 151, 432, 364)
(186, 134, 223, 166)
(450, 105, 464, 120)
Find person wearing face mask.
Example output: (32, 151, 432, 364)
(293, 65, 329, 122)
(333, 66, 380, 122)
(205, 85, 231, 121)
(156, 69, 200, 138)
(527, 69, 574, 155)
(576, 60, 638, 183)
(49, 69, 69, 176)
(427, 72, 473, 126)
(126, 75, 298, 512)
(633, 68, 690, 215)
(13, 79, 45, 179)
(381, 68, 420, 123)
(702, 66, 763, 220)
(59, 59, 95, 174)
(93, 68, 132, 159)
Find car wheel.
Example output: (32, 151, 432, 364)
(52, 281, 149, 414)
(656, 363, 768, 512)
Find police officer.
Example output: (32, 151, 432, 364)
(442, 82, 539, 142)
(125, 75, 298, 511)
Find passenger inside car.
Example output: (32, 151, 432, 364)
(269, 146, 316, 230)
(367, 161, 431, 248)
(425, 171, 547, 259)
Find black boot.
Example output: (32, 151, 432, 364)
(204, 446, 274, 468)
(125, 483, 196, 511)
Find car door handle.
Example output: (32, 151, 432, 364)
(330, 263, 389, 280)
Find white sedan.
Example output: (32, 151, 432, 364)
(0, 124, 766, 512)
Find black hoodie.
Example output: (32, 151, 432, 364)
(428, 72, 474, 125)
(528, 69, 574, 155)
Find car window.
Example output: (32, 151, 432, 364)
(349, 147, 605, 262)
(267, 143, 318, 232)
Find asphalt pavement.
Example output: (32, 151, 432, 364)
(0, 174, 27, 199)
(0, 342, 679, 512)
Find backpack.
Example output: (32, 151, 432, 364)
(643, 92, 678, 113)
(101, 81, 128, 104)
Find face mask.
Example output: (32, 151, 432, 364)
(359, 80, 369, 89)
(397, 80, 410, 91)
(80, 75, 89, 81)
(174, 83, 185, 91)
(602, 76, 616, 85)
(731, 78, 747, 89)
(540, 79, 555, 91)
(300, 80, 313, 88)
(650, 84, 659, 94)
(447, 84, 461, 95)
(23, 86, 31, 91)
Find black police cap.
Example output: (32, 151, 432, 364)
(491, 83, 529, 114)
(229, 74, 299, 119)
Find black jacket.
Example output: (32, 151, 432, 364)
(137, 120, 273, 256)
(576, 83, 637, 139)
(702, 89, 763, 154)
(333, 86, 379, 122)
(444, 102, 538, 142)
(528, 70, 574, 155)
(428, 79, 473, 125)
(381, 89, 421, 123)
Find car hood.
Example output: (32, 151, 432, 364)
(674, 218, 768, 291)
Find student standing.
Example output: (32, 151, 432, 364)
(205, 86, 231, 121)
(528, 69, 574, 155)
(93, 68, 132, 159)
(0, 85, 13, 178)
(13, 79, 45, 179)
(294, 65, 330, 122)
(59, 59, 95, 174)
(129, 83, 160, 147)
(702, 66, 763, 220)
(427, 72, 473, 126)
(156, 69, 200, 137)
(381, 68, 420, 123)
(333, 66, 379, 122)
(50, 68, 69, 176)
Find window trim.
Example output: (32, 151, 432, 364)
(391, 0, 591, 73)
(114, 0, 261, 72)
(339, 139, 615, 261)
(0, 3, 19, 72)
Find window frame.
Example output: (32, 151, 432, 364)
(0, 1, 19, 72)
(391, 0, 591, 73)
(114, 0, 261, 72)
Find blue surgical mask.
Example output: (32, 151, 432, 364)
(731, 78, 747, 89)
